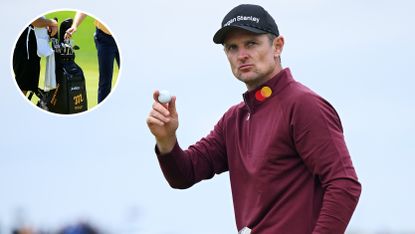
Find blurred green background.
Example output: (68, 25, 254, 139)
(34, 10, 119, 110)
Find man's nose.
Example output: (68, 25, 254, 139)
(237, 48, 249, 60)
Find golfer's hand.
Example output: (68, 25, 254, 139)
(48, 19, 58, 37)
(146, 90, 179, 154)
(64, 26, 77, 39)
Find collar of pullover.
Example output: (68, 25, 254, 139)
(242, 67, 294, 113)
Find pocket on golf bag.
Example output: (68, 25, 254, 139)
(47, 58, 88, 114)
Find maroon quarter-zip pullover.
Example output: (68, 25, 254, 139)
(156, 68, 361, 233)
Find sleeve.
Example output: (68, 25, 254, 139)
(156, 115, 229, 189)
(290, 93, 362, 233)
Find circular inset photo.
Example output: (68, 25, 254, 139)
(11, 10, 121, 114)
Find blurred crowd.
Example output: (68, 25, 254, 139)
(11, 222, 100, 234)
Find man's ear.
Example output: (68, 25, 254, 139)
(274, 35, 285, 58)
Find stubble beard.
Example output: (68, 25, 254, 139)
(235, 68, 267, 91)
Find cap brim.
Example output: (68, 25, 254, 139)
(213, 25, 267, 44)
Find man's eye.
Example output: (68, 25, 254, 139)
(226, 45, 237, 52)
(247, 41, 257, 47)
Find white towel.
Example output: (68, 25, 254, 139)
(44, 53, 56, 91)
(34, 27, 53, 57)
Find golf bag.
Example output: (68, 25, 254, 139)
(30, 18, 88, 114)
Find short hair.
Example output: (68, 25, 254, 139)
(267, 33, 277, 45)
(266, 34, 281, 63)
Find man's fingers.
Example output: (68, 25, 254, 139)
(146, 115, 166, 127)
(149, 109, 170, 123)
(152, 90, 177, 116)
(147, 91, 179, 146)
(64, 30, 73, 39)
(64, 27, 76, 39)
(152, 100, 170, 116)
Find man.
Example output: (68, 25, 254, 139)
(64, 12, 120, 103)
(13, 17, 58, 95)
(147, 4, 361, 234)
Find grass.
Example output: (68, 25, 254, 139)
(32, 10, 119, 110)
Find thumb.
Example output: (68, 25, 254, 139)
(153, 90, 160, 102)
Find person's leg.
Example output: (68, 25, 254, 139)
(115, 45, 120, 68)
(94, 28, 118, 103)
(13, 27, 40, 96)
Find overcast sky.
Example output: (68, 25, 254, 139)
(1, 0, 415, 233)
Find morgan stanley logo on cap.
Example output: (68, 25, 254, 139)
(213, 4, 279, 44)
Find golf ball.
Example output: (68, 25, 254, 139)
(158, 90, 172, 104)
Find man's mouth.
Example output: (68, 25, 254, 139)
(239, 64, 253, 71)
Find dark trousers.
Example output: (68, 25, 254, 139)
(13, 26, 41, 91)
(94, 28, 120, 103)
